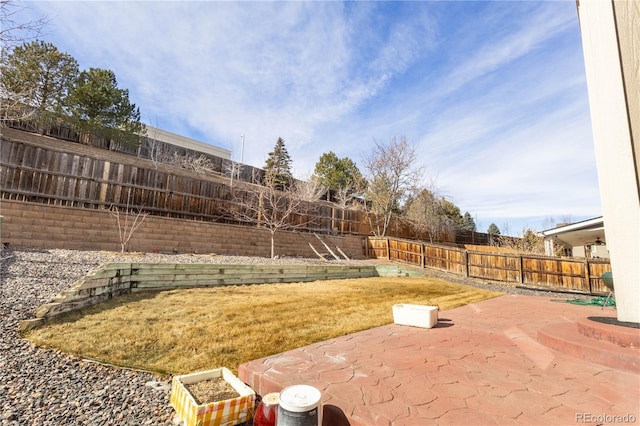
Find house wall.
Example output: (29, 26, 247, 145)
(578, 0, 640, 322)
(572, 246, 586, 258)
(614, 1, 640, 193)
(0, 199, 366, 259)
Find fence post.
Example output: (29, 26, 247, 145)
(386, 237, 390, 260)
(463, 249, 469, 277)
(99, 161, 111, 206)
(584, 260, 592, 294)
(364, 237, 368, 258)
(331, 207, 335, 234)
(519, 255, 524, 284)
(421, 242, 425, 269)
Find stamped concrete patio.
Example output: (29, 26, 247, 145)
(239, 294, 640, 425)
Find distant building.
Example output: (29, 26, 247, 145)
(539, 217, 609, 259)
(140, 125, 231, 161)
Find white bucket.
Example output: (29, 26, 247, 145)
(276, 384, 321, 426)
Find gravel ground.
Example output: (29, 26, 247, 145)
(0, 247, 570, 425)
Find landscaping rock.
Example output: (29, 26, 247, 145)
(0, 246, 563, 425)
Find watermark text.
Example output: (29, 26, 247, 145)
(576, 413, 637, 424)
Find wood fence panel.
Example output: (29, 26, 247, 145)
(54, 153, 68, 205)
(365, 237, 611, 295)
(88, 159, 102, 207)
(467, 252, 521, 282)
(524, 257, 556, 288)
(10, 141, 25, 166)
(522, 257, 589, 292)
(77, 157, 92, 205)
(561, 260, 586, 291)
(68, 155, 80, 202)
(388, 239, 422, 266)
(424, 245, 466, 275)
(588, 261, 612, 294)
(18, 145, 35, 197)
(31, 156, 44, 198)
(367, 238, 389, 259)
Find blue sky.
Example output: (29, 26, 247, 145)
(21, 1, 601, 236)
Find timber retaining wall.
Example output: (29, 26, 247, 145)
(20, 263, 420, 330)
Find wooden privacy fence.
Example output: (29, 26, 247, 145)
(367, 237, 612, 295)
(0, 130, 498, 243)
(0, 135, 367, 234)
(6, 119, 266, 183)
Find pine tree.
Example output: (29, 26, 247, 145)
(461, 211, 476, 232)
(487, 223, 501, 236)
(264, 137, 293, 189)
(487, 223, 501, 245)
(313, 151, 363, 199)
(65, 67, 145, 147)
(1, 40, 78, 128)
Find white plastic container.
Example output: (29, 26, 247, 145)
(392, 304, 438, 328)
(276, 385, 321, 426)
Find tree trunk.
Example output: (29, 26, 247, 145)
(270, 232, 275, 258)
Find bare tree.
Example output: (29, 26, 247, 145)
(362, 137, 424, 237)
(295, 177, 327, 203)
(497, 227, 545, 254)
(223, 159, 244, 189)
(144, 122, 174, 168)
(173, 153, 215, 174)
(109, 191, 148, 253)
(405, 187, 457, 243)
(0, 83, 33, 123)
(334, 186, 353, 210)
(0, 0, 49, 123)
(146, 138, 174, 168)
(0, 1, 48, 49)
(228, 180, 322, 258)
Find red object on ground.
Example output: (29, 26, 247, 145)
(253, 392, 279, 426)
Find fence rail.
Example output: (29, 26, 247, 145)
(367, 237, 611, 295)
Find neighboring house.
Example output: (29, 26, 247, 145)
(539, 217, 609, 259)
(141, 125, 232, 161)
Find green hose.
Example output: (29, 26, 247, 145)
(563, 297, 615, 307)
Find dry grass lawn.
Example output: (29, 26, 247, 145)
(25, 277, 502, 375)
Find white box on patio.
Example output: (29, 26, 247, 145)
(392, 304, 438, 328)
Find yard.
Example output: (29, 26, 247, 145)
(24, 276, 503, 375)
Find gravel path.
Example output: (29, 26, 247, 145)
(0, 247, 569, 425)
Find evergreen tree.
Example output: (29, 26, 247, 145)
(487, 223, 501, 236)
(441, 199, 462, 227)
(487, 223, 501, 245)
(65, 67, 144, 147)
(264, 137, 293, 189)
(313, 151, 363, 200)
(461, 211, 476, 232)
(1, 40, 78, 127)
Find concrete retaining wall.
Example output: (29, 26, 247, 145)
(0, 200, 365, 258)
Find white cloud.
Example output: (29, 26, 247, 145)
(23, 0, 600, 235)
